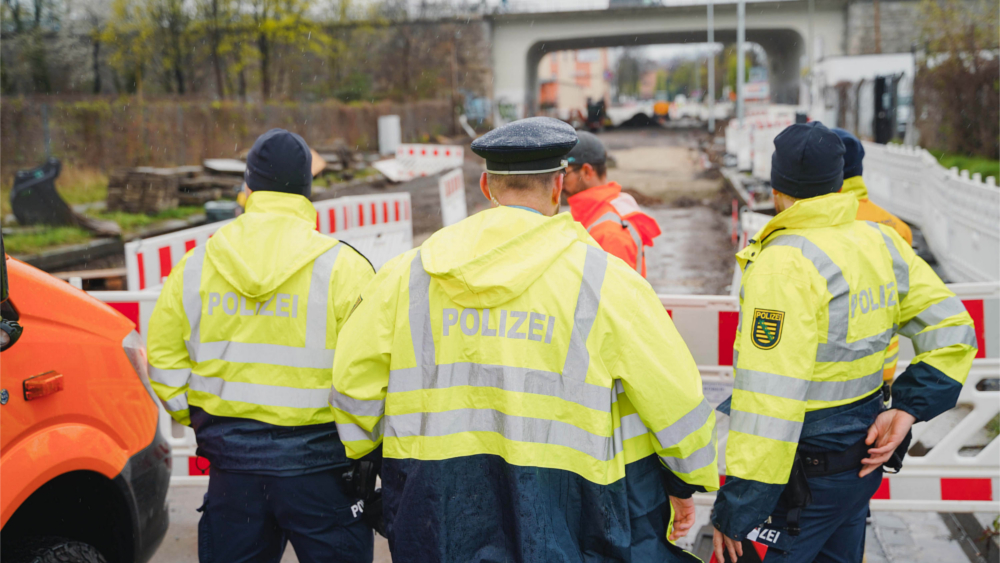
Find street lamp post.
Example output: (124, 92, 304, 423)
(737, 0, 745, 124)
(708, 0, 715, 132)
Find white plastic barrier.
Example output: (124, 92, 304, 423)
(313, 192, 413, 271)
(750, 120, 794, 181)
(438, 168, 467, 227)
(125, 221, 233, 291)
(374, 144, 464, 183)
(125, 193, 413, 291)
(862, 142, 1000, 283)
(90, 283, 999, 499)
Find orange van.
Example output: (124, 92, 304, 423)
(1, 240, 170, 563)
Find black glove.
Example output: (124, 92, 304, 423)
(343, 460, 386, 537)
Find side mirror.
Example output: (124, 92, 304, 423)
(1, 234, 23, 352)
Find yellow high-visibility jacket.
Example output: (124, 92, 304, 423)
(330, 206, 717, 561)
(147, 191, 374, 428)
(842, 175, 914, 383)
(713, 192, 976, 539)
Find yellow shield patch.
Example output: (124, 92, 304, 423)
(752, 309, 785, 350)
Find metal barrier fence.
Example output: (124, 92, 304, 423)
(89, 282, 999, 508)
(124, 193, 412, 291)
(862, 142, 1000, 283)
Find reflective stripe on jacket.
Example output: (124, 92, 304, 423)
(568, 182, 662, 278)
(842, 175, 914, 382)
(330, 207, 716, 561)
(713, 192, 976, 539)
(147, 191, 374, 428)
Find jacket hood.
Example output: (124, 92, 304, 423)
(840, 175, 869, 200)
(206, 191, 335, 299)
(419, 207, 594, 309)
(737, 192, 858, 269)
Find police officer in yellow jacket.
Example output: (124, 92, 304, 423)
(330, 117, 719, 562)
(147, 129, 376, 562)
(712, 122, 977, 563)
(834, 127, 914, 386)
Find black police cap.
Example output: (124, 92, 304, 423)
(471, 117, 578, 175)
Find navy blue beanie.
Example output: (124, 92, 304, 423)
(244, 128, 312, 198)
(832, 127, 864, 179)
(770, 121, 845, 199)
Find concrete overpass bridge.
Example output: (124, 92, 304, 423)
(486, 0, 848, 123)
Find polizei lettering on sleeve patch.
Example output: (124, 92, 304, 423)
(751, 309, 785, 350)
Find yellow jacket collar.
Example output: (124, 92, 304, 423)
(245, 191, 316, 224)
(736, 193, 858, 268)
(840, 176, 869, 200)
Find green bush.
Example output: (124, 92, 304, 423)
(929, 150, 1000, 182)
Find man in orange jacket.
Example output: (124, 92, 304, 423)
(563, 131, 661, 277)
(834, 128, 913, 385)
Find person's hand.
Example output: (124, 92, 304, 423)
(860, 408, 916, 477)
(668, 496, 696, 541)
(713, 527, 743, 562)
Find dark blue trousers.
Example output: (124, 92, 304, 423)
(197, 467, 374, 563)
(751, 468, 883, 563)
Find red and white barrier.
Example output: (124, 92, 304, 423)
(313, 192, 413, 271)
(374, 144, 464, 182)
(125, 221, 233, 291)
(438, 168, 467, 227)
(89, 282, 999, 500)
(124, 193, 413, 291)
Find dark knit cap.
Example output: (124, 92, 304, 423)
(244, 128, 312, 198)
(832, 127, 864, 179)
(770, 121, 845, 199)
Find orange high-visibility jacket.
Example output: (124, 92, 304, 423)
(567, 182, 662, 278)
(842, 175, 914, 382)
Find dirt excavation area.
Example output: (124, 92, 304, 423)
(601, 127, 736, 295)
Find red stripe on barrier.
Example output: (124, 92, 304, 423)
(395, 201, 400, 221)
(316, 215, 320, 231)
(108, 302, 140, 332)
(189, 456, 211, 476)
(358, 204, 365, 226)
(961, 299, 986, 359)
(941, 478, 992, 501)
(666, 309, 673, 319)
(137, 253, 146, 290)
(185, 239, 196, 252)
(383, 202, 389, 223)
(872, 478, 891, 499)
(343, 207, 349, 230)
(159, 247, 173, 280)
(371, 203, 378, 224)
(329, 209, 337, 233)
(719, 311, 739, 366)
